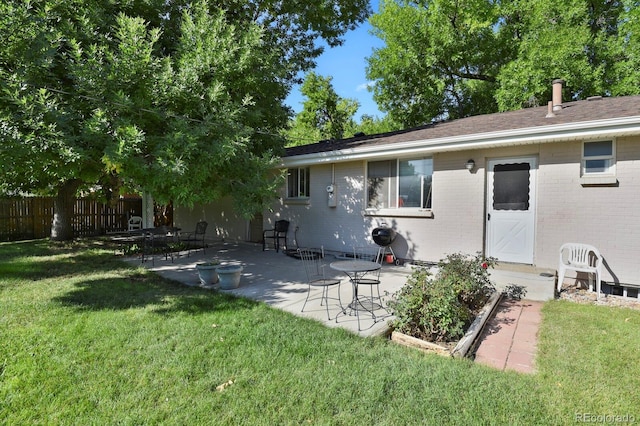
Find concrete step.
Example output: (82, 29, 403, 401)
(490, 265, 556, 301)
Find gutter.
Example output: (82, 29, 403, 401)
(281, 116, 640, 168)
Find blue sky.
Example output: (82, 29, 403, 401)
(284, 1, 385, 119)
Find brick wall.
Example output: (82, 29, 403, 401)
(537, 137, 640, 284)
(206, 136, 640, 286)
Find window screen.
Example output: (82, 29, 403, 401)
(493, 163, 530, 211)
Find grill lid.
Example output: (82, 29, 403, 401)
(372, 227, 397, 246)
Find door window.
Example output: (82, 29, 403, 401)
(492, 163, 530, 211)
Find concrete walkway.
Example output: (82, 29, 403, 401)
(127, 241, 544, 371)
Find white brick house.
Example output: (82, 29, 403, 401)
(173, 83, 640, 294)
(271, 86, 640, 291)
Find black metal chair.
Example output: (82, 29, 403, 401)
(141, 226, 175, 265)
(181, 221, 208, 256)
(298, 248, 343, 320)
(262, 219, 289, 252)
(352, 245, 385, 313)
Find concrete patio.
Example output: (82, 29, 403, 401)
(124, 241, 410, 337)
(124, 240, 555, 372)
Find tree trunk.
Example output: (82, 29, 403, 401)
(51, 180, 81, 241)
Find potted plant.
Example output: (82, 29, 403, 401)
(195, 259, 221, 287)
(216, 264, 243, 290)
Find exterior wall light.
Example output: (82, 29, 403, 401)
(465, 159, 475, 171)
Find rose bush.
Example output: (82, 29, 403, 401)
(388, 252, 496, 342)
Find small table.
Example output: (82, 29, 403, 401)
(109, 229, 146, 255)
(142, 227, 181, 264)
(330, 260, 384, 329)
(110, 227, 180, 264)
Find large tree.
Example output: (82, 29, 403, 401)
(285, 72, 401, 147)
(0, 0, 369, 240)
(367, 0, 512, 126)
(495, 0, 623, 110)
(367, 0, 637, 127)
(287, 72, 360, 144)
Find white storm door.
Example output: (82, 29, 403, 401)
(486, 157, 537, 264)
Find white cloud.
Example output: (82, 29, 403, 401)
(356, 81, 375, 92)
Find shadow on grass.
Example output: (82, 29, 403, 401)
(0, 239, 130, 283)
(53, 274, 259, 314)
(2, 239, 259, 315)
(0, 239, 51, 263)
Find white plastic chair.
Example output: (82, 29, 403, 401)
(557, 243, 603, 299)
(127, 216, 143, 231)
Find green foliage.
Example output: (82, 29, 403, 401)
(367, 0, 639, 127)
(0, 0, 370, 236)
(611, 1, 640, 96)
(389, 252, 496, 342)
(350, 113, 402, 136)
(368, 0, 509, 127)
(284, 72, 402, 147)
(285, 72, 359, 144)
(494, 0, 619, 110)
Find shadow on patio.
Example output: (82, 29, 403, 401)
(125, 241, 412, 337)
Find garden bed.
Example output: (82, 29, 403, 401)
(387, 252, 500, 358)
(390, 291, 503, 357)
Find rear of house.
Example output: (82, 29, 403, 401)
(171, 86, 640, 296)
(270, 90, 640, 294)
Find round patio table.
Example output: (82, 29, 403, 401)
(330, 260, 383, 330)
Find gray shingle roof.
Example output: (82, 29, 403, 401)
(285, 95, 640, 157)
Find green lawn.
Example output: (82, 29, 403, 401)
(1, 240, 639, 425)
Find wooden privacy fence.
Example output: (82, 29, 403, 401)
(0, 197, 142, 241)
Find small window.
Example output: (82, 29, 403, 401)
(582, 140, 615, 176)
(287, 167, 310, 198)
(367, 157, 433, 209)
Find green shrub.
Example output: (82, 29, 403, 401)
(388, 252, 496, 342)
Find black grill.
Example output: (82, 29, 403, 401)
(372, 227, 396, 247)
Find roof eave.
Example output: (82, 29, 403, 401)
(280, 116, 640, 168)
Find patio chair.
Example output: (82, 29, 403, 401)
(299, 248, 343, 320)
(353, 245, 385, 306)
(142, 226, 175, 265)
(557, 243, 603, 299)
(181, 221, 208, 256)
(128, 216, 143, 231)
(262, 219, 289, 252)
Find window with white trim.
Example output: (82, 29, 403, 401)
(582, 140, 615, 176)
(367, 157, 433, 209)
(286, 167, 310, 198)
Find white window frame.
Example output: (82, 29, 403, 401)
(580, 139, 617, 185)
(286, 167, 310, 199)
(364, 157, 434, 218)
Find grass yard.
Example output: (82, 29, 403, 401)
(1, 240, 639, 425)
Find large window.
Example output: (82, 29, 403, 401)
(582, 140, 615, 176)
(287, 167, 310, 198)
(367, 158, 433, 209)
